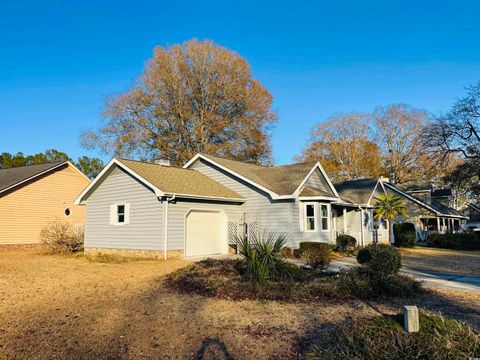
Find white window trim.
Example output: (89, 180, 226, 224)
(304, 202, 317, 232)
(110, 203, 130, 226)
(320, 203, 330, 232)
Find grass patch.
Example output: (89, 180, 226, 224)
(65, 252, 155, 263)
(166, 258, 422, 302)
(305, 312, 480, 359)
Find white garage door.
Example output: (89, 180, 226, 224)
(186, 210, 227, 257)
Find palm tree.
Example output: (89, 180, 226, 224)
(374, 193, 408, 244)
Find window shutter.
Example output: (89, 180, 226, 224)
(124, 203, 130, 224)
(109, 205, 116, 225)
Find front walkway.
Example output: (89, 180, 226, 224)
(330, 257, 480, 292)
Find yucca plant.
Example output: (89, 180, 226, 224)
(235, 230, 291, 284)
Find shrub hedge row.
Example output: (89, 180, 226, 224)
(426, 233, 480, 250)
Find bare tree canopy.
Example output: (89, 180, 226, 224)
(424, 82, 480, 160)
(297, 113, 384, 182)
(373, 104, 431, 184)
(424, 82, 480, 199)
(82, 39, 277, 165)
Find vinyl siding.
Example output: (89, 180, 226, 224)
(84, 167, 164, 250)
(302, 169, 335, 196)
(335, 208, 378, 245)
(191, 159, 335, 247)
(191, 159, 296, 245)
(0, 164, 90, 244)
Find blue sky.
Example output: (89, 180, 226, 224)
(1, 1, 479, 165)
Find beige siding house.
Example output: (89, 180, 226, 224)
(0, 162, 90, 244)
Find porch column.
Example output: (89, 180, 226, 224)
(343, 208, 347, 233)
(360, 209, 365, 246)
(437, 217, 441, 233)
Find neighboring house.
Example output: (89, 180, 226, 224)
(76, 155, 379, 259)
(335, 178, 468, 242)
(0, 162, 90, 244)
(461, 203, 480, 229)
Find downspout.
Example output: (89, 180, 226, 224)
(162, 195, 176, 260)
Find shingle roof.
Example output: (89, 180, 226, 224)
(397, 181, 432, 192)
(430, 199, 465, 217)
(117, 158, 244, 200)
(200, 154, 318, 196)
(334, 178, 378, 205)
(0, 162, 66, 194)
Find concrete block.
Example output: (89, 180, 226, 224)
(403, 305, 420, 333)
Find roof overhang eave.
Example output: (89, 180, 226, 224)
(298, 196, 340, 201)
(163, 192, 245, 203)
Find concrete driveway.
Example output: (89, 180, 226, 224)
(331, 257, 480, 292)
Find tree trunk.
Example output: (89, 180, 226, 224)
(389, 221, 394, 244)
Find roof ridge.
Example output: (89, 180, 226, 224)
(117, 157, 195, 171)
(200, 153, 267, 167)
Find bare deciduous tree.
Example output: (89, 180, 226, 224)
(297, 113, 383, 182)
(424, 82, 480, 160)
(82, 39, 277, 165)
(424, 82, 480, 199)
(373, 104, 431, 184)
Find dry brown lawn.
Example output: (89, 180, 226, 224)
(0, 246, 479, 359)
(400, 247, 480, 275)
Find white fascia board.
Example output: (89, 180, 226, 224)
(0, 161, 68, 195)
(333, 201, 373, 208)
(298, 196, 340, 201)
(366, 179, 382, 207)
(75, 158, 165, 205)
(183, 153, 286, 200)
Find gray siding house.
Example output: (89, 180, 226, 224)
(76, 154, 377, 258)
(335, 178, 469, 242)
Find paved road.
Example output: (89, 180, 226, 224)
(330, 257, 480, 292)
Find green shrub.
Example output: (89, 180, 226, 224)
(427, 233, 480, 250)
(300, 242, 334, 270)
(40, 221, 84, 254)
(356, 243, 401, 278)
(344, 244, 421, 299)
(335, 235, 357, 253)
(393, 222, 416, 247)
(234, 231, 291, 284)
(305, 312, 480, 359)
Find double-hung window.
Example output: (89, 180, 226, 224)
(117, 205, 126, 223)
(320, 204, 329, 231)
(110, 203, 130, 225)
(304, 203, 317, 232)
